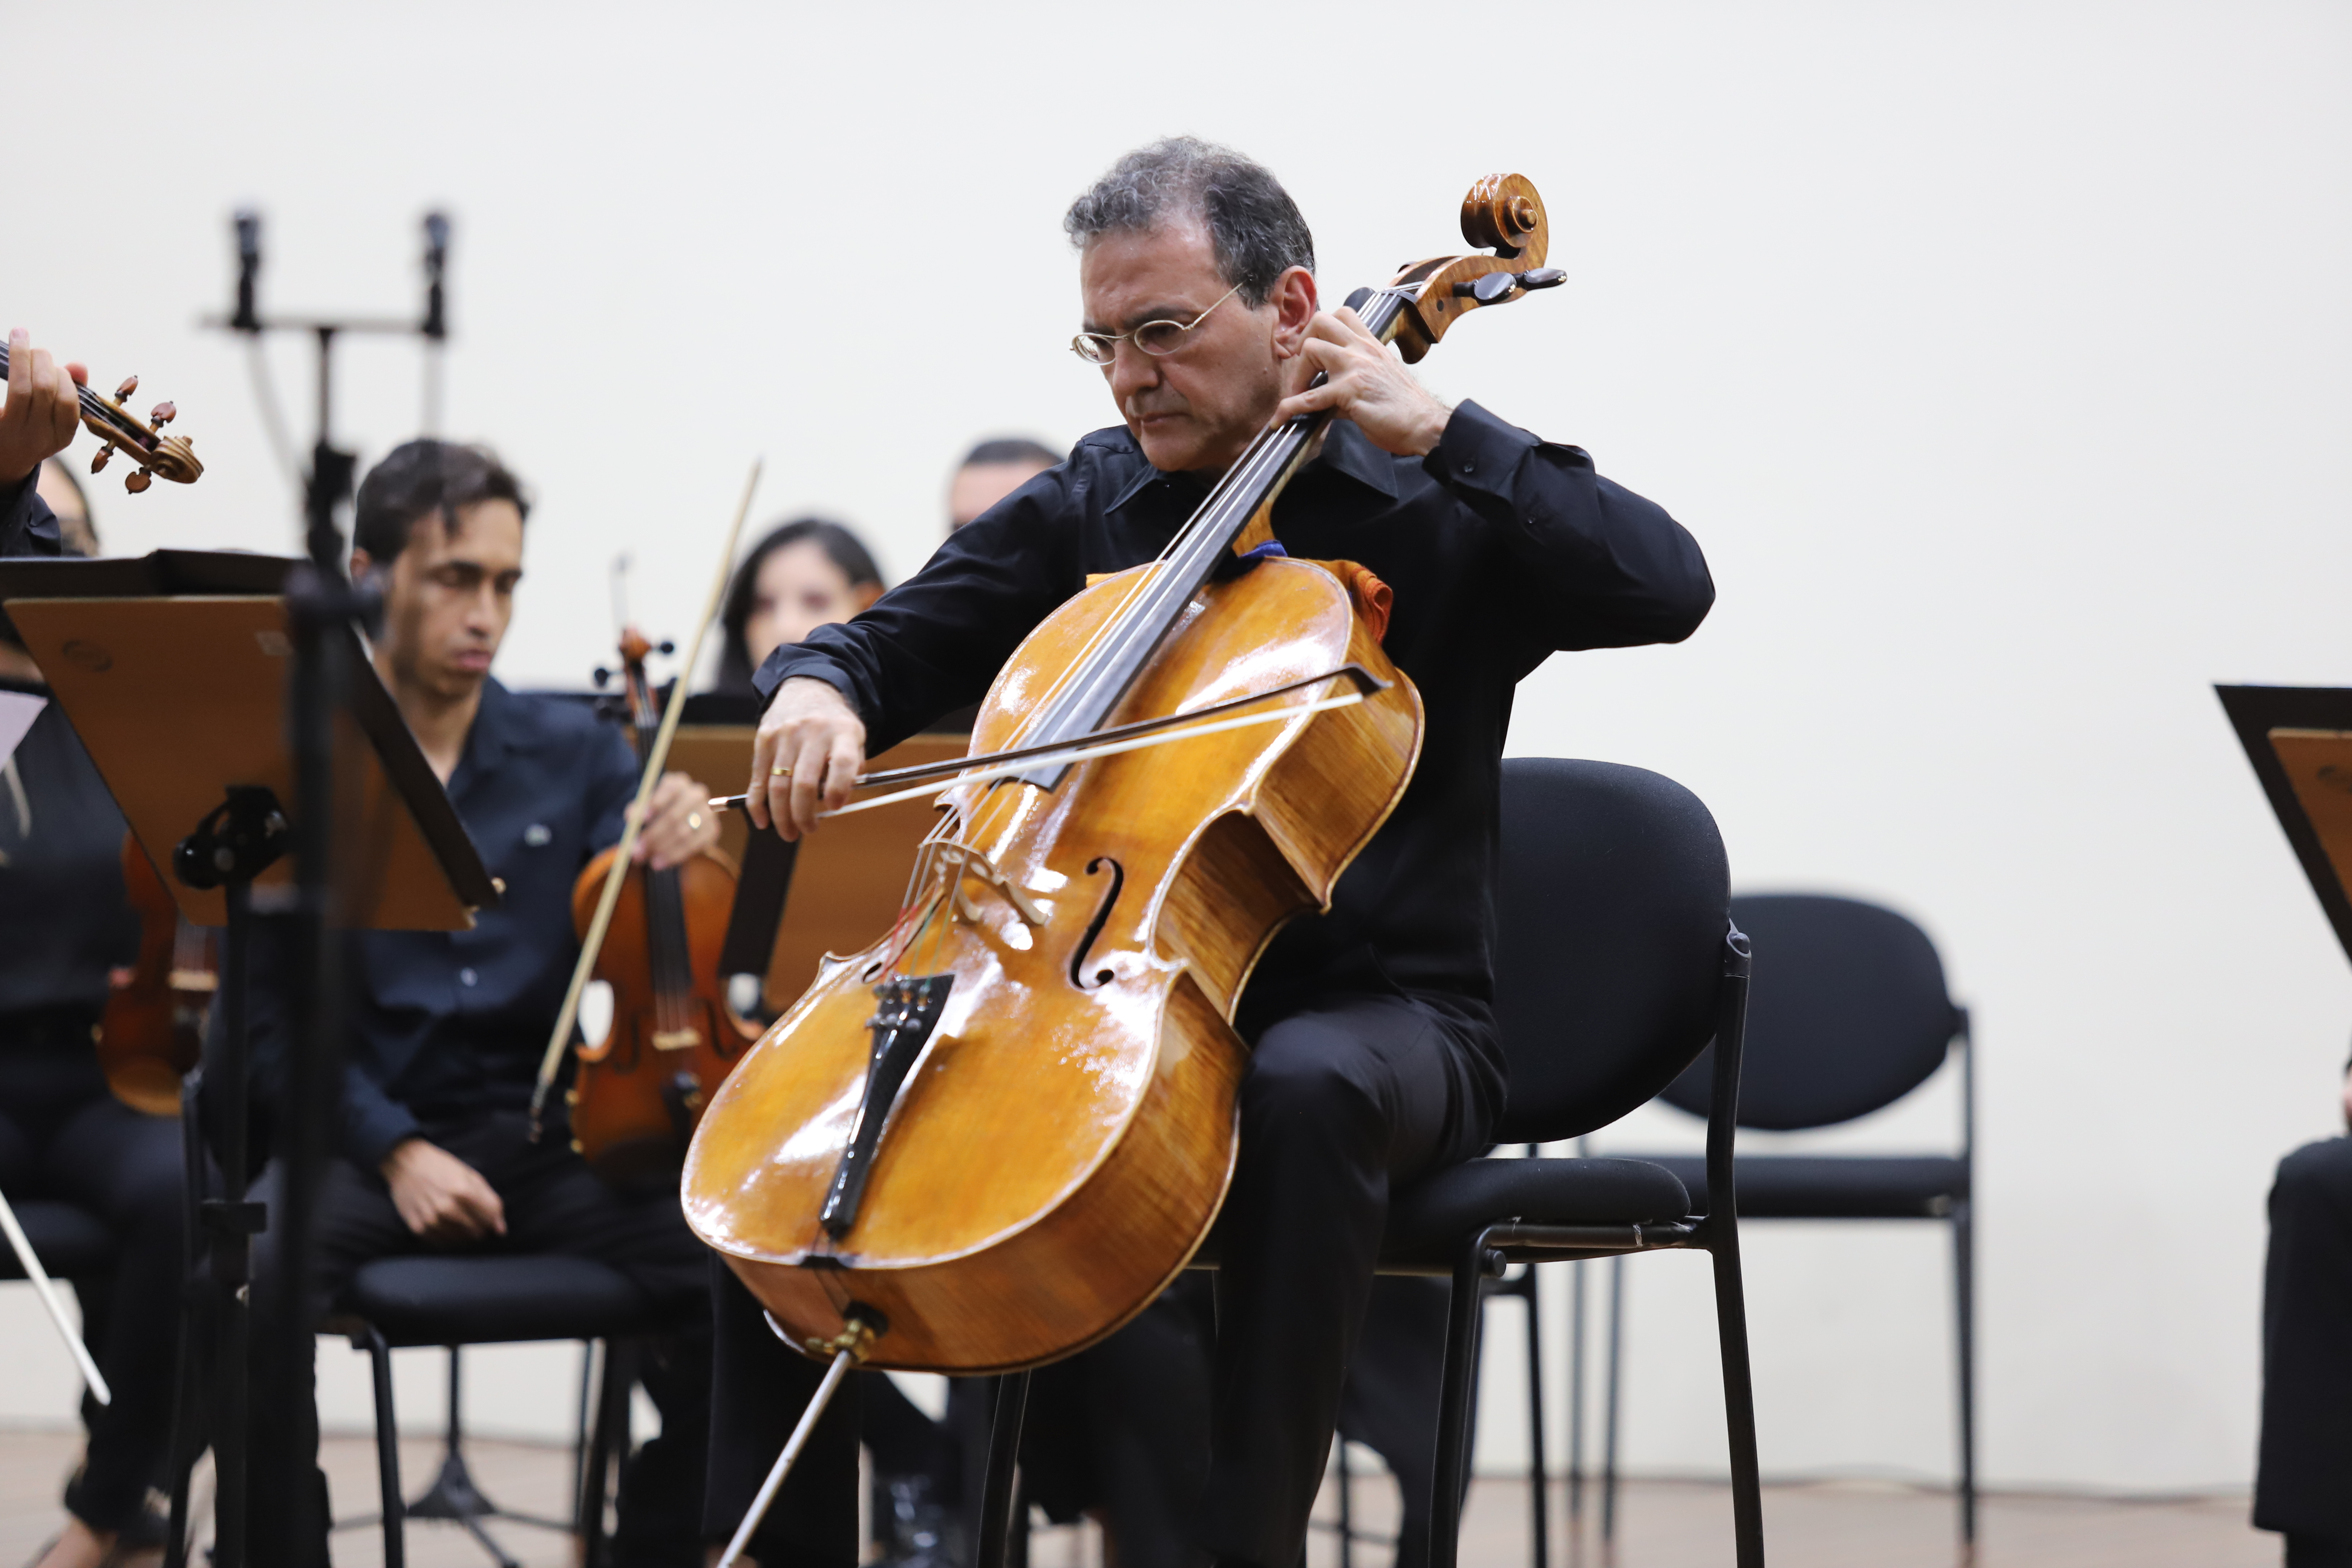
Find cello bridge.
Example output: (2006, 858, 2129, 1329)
(651, 1027, 704, 1052)
(916, 839, 1049, 928)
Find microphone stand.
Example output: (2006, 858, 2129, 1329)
(190, 209, 451, 1568)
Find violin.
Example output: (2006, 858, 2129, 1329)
(564, 628, 756, 1188)
(682, 175, 1559, 1373)
(0, 342, 201, 494)
(96, 835, 215, 1116)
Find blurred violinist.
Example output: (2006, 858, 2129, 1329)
(236, 439, 725, 1568)
(1, 461, 185, 1567)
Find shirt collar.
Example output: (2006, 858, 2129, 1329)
(1104, 416, 1400, 521)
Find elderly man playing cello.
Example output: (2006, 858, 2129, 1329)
(741, 138, 1713, 1567)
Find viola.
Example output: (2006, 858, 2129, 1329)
(96, 835, 214, 1116)
(564, 628, 757, 1188)
(682, 175, 1560, 1372)
(0, 342, 201, 493)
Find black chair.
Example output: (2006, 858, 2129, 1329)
(1603, 891, 1974, 1543)
(320, 1255, 669, 1568)
(971, 758, 1767, 1568)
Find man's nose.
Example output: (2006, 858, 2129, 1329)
(1108, 341, 1161, 404)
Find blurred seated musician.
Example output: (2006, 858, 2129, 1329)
(947, 437, 1060, 533)
(0, 328, 89, 557)
(237, 440, 726, 1568)
(1, 463, 182, 1567)
(713, 518, 887, 698)
(744, 137, 1712, 1568)
(2257, 1053, 2352, 1566)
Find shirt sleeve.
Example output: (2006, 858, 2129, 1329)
(751, 466, 1084, 753)
(1423, 400, 1713, 660)
(231, 917, 424, 1171)
(0, 470, 63, 559)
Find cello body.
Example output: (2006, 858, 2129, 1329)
(682, 556, 1421, 1371)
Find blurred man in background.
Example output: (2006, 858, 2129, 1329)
(946, 437, 1059, 532)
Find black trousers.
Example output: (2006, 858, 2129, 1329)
(0, 1015, 186, 1533)
(2257, 1133, 2352, 1549)
(247, 1110, 713, 1568)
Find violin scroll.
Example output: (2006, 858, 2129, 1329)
(83, 372, 202, 493)
(1387, 173, 1554, 363)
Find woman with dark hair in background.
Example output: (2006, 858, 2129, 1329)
(714, 518, 885, 697)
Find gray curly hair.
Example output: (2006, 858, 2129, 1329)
(1063, 137, 1315, 307)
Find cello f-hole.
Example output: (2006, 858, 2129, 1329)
(1069, 856, 1124, 990)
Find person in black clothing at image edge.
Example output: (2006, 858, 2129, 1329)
(0, 328, 188, 1567)
(734, 138, 1713, 1568)
(2257, 1047, 2352, 1567)
(231, 439, 729, 1567)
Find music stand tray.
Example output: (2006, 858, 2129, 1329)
(2219, 683, 2352, 966)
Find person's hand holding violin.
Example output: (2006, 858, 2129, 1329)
(748, 677, 867, 842)
(1271, 306, 1451, 457)
(0, 328, 87, 486)
(631, 770, 723, 870)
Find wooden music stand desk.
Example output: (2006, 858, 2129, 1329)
(2219, 683, 2352, 966)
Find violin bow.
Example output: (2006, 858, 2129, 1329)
(0, 1186, 111, 1405)
(529, 460, 762, 1136)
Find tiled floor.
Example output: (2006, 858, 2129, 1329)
(0, 1427, 2278, 1568)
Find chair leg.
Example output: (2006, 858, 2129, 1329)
(1337, 1437, 1354, 1568)
(361, 1325, 407, 1568)
(1602, 1255, 1622, 1548)
(580, 1338, 634, 1567)
(1429, 1229, 1495, 1568)
(1954, 1199, 1977, 1547)
(1523, 1266, 1549, 1568)
(1567, 1257, 1585, 1535)
(976, 1370, 1032, 1568)
(1706, 1226, 1766, 1568)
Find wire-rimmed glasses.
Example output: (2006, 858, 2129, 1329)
(1070, 282, 1243, 366)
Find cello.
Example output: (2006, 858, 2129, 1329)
(683, 175, 1560, 1383)
(564, 628, 756, 1186)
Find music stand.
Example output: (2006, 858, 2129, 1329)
(2219, 683, 2352, 965)
(673, 693, 969, 1013)
(0, 548, 497, 1568)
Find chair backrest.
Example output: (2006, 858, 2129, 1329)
(1660, 893, 1960, 1130)
(1491, 758, 1730, 1144)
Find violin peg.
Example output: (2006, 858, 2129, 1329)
(593, 666, 612, 688)
(125, 469, 153, 494)
(115, 374, 139, 401)
(1515, 268, 1566, 290)
(657, 639, 677, 657)
(90, 444, 114, 474)
(150, 401, 177, 426)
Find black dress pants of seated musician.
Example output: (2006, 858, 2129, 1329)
(1205, 987, 1491, 1568)
(0, 1014, 187, 1537)
(2257, 1134, 2352, 1565)
(245, 1110, 713, 1568)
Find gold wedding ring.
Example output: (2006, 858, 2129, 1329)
(687, 812, 705, 832)
(771, 764, 792, 777)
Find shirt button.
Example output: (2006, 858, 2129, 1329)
(459, 968, 479, 987)
(524, 824, 552, 847)
(1459, 461, 1476, 475)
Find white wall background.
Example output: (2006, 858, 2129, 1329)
(5, 0, 2350, 1497)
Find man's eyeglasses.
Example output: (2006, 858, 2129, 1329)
(1070, 283, 1242, 367)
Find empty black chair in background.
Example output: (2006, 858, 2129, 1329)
(1606, 891, 1975, 1541)
(973, 757, 1768, 1568)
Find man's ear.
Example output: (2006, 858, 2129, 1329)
(1268, 266, 1320, 360)
(348, 546, 377, 582)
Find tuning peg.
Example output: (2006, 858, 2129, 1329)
(90, 444, 115, 474)
(1514, 268, 1566, 289)
(592, 666, 612, 688)
(125, 469, 153, 494)
(150, 401, 176, 427)
(657, 639, 676, 657)
(115, 374, 139, 402)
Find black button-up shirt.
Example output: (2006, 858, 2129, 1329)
(245, 678, 637, 1168)
(756, 401, 1713, 1114)
(0, 677, 136, 1021)
(0, 470, 62, 562)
